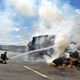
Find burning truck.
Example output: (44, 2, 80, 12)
(27, 35, 55, 60)
(27, 35, 80, 69)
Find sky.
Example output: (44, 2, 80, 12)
(0, 0, 80, 45)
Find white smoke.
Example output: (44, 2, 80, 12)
(33, 0, 80, 63)
(8, 0, 37, 16)
(7, 0, 80, 63)
(34, 0, 78, 36)
(39, 0, 63, 22)
(8, 0, 80, 42)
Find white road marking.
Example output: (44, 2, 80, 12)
(24, 66, 48, 78)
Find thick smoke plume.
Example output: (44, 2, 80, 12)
(34, 0, 80, 63)
(8, 0, 80, 63)
(8, 0, 37, 16)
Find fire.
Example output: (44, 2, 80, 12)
(47, 54, 80, 70)
(48, 63, 55, 67)
(46, 58, 55, 67)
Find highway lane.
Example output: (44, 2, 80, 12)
(0, 63, 49, 80)
(24, 62, 80, 80)
(0, 62, 80, 80)
(0, 51, 80, 80)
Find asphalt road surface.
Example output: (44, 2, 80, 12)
(0, 62, 80, 80)
(0, 51, 80, 80)
(0, 62, 50, 80)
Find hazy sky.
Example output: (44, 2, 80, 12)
(0, 0, 80, 45)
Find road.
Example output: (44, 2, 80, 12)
(0, 62, 80, 80)
(0, 62, 49, 80)
(0, 51, 80, 80)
